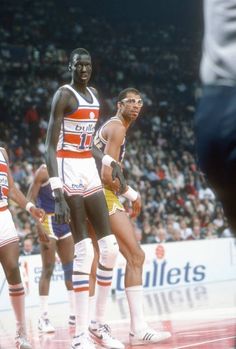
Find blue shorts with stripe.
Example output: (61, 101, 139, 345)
(41, 214, 72, 240)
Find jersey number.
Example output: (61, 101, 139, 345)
(78, 133, 92, 150)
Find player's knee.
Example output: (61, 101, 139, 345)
(5, 265, 20, 283)
(127, 248, 145, 269)
(74, 238, 94, 274)
(98, 234, 119, 269)
(42, 264, 54, 279)
(62, 261, 73, 282)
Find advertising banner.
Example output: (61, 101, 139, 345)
(0, 238, 235, 311)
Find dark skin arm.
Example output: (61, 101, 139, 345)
(45, 88, 71, 224)
(91, 144, 127, 193)
(101, 121, 128, 194)
(0, 148, 45, 222)
(102, 123, 141, 217)
(26, 164, 50, 242)
(90, 86, 126, 192)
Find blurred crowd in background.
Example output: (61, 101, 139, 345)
(0, 0, 233, 255)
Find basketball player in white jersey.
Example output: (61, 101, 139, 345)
(27, 164, 75, 333)
(0, 145, 45, 349)
(45, 48, 124, 349)
(92, 87, 171, 346)
(194, 0, 236, 239)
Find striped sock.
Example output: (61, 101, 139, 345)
(9, 283, 26, 333)
(94, 268, 113, 325)
(73, 274, 90, 335)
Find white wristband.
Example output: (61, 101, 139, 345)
(49, 177, 63, 191)
(122, 186, 138, 202)
(102, 154, 115, 167)
(26, 201, 35, 213)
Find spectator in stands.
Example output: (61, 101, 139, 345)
(20, 237, 38, 256)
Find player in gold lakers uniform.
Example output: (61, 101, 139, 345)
(45, 48, 124, 349)
(92, 88, 171, 346)
(0, 146, 45, 349)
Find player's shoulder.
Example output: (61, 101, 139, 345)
(109, 117, 125, 130)
(35, 164, 49, 181)
(38, 163, 47, 172)
(52, 85, 73, 106)
(0, 147, 8, 162)
(89, 86, 99, 98)
(104, 118, 126, 138)
(58, 85, 73, 96)
(52, 85, 73, 101)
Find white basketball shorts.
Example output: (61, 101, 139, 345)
(0, 208, 19, 248)
(57, 157, 103, 197)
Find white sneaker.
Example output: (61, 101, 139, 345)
(15, 331, 32, 349)
(71, 332, 96, 349)
(129, 327, 171, 346)
(68, 315, 76, 327)
(38, 317, 55, 333)
(89, 324, 124, 349)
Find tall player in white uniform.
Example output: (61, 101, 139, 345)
(0, 145, 45, 349)
(45, 48, 124, 349)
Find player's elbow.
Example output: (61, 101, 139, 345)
(101, 172, 110, 186)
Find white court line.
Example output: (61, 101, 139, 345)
(172, 336, 236, 349)
(108, 309, 236, 326)
(178, 328, 227, 334)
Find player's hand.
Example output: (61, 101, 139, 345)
(131, 194, 142, 218)
(54, 196, 70, 224)
(29, 207, 45, 223)
(109, 178, 122, 193)
(37, 220, 50, 243)
(111, 161, 127, 194)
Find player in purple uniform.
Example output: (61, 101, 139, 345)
(27, 164, 75, 333)
(92, 88, 171, 346)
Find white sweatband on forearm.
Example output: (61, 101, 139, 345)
(122, 185, 138, 202)
(26, 201, 35, 213)
(102, 154, 115, 167)
(49, 177, 63, 191)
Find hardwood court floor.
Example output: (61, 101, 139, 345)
(0, 280, 235, 349)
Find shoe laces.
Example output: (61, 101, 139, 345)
(41, 318, 51, 326)
(16, 334, 30, 345)
(99, 324, 112, 336)
(16, 327, 26, 338)
(75, 332, 94, 344)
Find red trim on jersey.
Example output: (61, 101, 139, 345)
(0, 163, 7, 172)
(66, 108, 99, 120)
(1, 187, 9, 197)
(63, 133, 93, 146)
(56, 150, 92, 158)
(0, 205, 8, 211)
